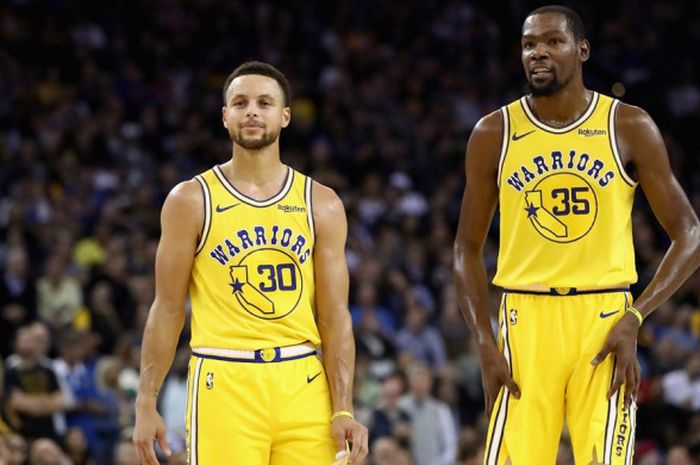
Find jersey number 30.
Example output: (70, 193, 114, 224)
(258, 264, 298, 291)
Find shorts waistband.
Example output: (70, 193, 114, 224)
(192, 343, 317, 363)
(503, 287, 630, 296)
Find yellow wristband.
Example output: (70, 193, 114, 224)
(627, 306, 644, 325)
(330, 410, 354, 422)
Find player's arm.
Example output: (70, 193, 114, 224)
(453, 110, 520, 417)
(618, 104, 700, 318)
(312, 182, 368, 465)
(592, 104, 700, 406)
(133, 180, 202, 465)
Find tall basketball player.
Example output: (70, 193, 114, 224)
(133, 61, 368, 465)
(454, 6, 700, 465)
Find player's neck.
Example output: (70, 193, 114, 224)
(528, 83, 592, 128)
(222, 144, 287, 200)
(229, 142, 285, 184)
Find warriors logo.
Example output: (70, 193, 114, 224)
(228, 248, 303, 320)
(523, 172, 598, 243)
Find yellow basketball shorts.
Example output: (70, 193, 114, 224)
(185, 348, 337, 465)
(484, 289, 637, 465)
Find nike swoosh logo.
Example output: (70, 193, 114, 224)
(599, 310, 620, 319)
(306, 372, 321, 384)
(216, 203, 240, 213)
(512, 130, 536, 141)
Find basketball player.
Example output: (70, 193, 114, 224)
(133, 61, 368, 465)
(454, 6, 700, 465)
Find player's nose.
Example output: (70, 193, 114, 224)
(245, 102, 258, 116)
(531, 42, 549, 59)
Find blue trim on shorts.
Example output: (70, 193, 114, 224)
(603, 358, 618, 462)
(192, 350, 316, 364)
(503, 287, 629, 296)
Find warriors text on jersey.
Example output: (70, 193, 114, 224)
(189, 165, 319, 350)
(493, 92, 638, 288)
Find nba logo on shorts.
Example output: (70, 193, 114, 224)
(510, 309, 518, 325)
(206, 372, 214, 390)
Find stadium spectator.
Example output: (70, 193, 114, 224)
(4, 325, 67, 440)
(398, 364, 457, 465)
(662, 349, 700, 411)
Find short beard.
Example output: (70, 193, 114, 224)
(229, 128, 280, 150)
(526, 71, 571, 97)
(527, 79, 563, 97)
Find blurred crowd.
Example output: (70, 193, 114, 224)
(1, 0, 700, 464)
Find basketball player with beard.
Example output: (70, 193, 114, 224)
(454, 6, 700, 464)
(133, 61, 368, 465)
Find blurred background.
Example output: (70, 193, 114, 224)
(1, 1, 699, 464)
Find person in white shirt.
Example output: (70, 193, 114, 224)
(662, 350, 700, 410)
(398, 364, 456, 465)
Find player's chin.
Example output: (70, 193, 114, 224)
(238, 136, 271, 150)
(529, 74, 553, 87)
(528, 80, 560, 97)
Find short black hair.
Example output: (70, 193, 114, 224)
(222, 61, 292, 106)
(525, 5, 586, 41)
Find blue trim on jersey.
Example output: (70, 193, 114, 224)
(192, 350, 316, 364)
(520, 92, 599, 134)
(213, 164, 294, 208)
(305, 176, 315, 244)
(194, 175, 212, 256)
(608, 100, 637, 187)
(496, 106, 510, 188)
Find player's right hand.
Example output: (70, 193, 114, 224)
(331, 416, 369, 465)
(133, 401, 171, 465)
(479, 343, 521, 417)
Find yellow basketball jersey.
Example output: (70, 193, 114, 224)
(189, 165, 319, 350)
(493, 92, 638, 288)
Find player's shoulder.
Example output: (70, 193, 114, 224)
(614, 101, 658, 138)
(310, 179, 344, 216)
(466, 109, 504, 166)
(472, 108, 504, 138)
(615, 101, 653, 124)
(161, 178, 204, 231)
(166, 178, 202, 206)
(309, 179, 346, 233)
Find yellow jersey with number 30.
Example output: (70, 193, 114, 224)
(493, 92, 638, 288)
(188, 165, 319, 350)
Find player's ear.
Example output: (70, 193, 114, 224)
(281, 107, 291, 128)
(579, 39, 590, 63)
(222, 106, 228, 129)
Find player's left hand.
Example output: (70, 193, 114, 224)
(591, 312, 641, 409)
(331, 416, 368, 465)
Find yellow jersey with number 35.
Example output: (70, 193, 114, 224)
(493, 92, 638, 289)
(188, 165, 319, 350)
